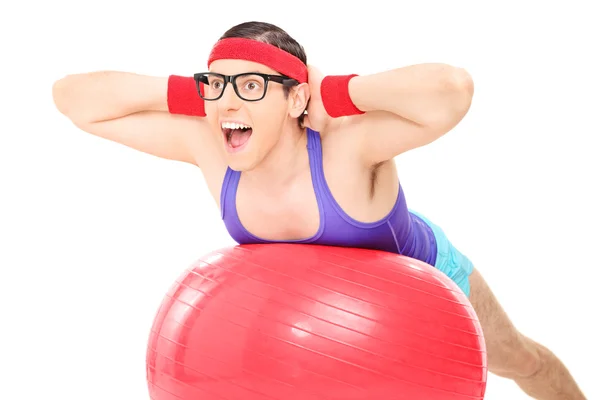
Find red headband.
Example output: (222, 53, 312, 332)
(207, 37, 308, 83)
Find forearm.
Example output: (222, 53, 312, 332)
(348, 63, 474, 126)
(52, 71, 169, 123)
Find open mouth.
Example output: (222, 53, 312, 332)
(221, 122, 253, 150)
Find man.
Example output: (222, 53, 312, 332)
(52, 20, 586, 399)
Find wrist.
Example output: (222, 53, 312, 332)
(320, 74, 365, 118)
(346, 74, 371, 113)
(146, 75, 172, 112)
(167, 75, 206, 117)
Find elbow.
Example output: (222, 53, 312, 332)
(52, 75, 88, 125)
(455, 67, 474, 95)
(433, 67, 474, 128)
(452, 67, 474, 114)
(52, 76, 71, 116)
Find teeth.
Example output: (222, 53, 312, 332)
(221, 122, 251, 130)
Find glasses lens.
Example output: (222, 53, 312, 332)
(197, 73, 225, 100)
(234, 74, 267, 101)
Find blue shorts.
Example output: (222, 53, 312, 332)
(409, 210, 475, 297)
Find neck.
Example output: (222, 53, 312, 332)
(245, 124, 309, 187)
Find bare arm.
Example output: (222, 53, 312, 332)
(52, 71, 218, 165)
(338, 64, 474, 166)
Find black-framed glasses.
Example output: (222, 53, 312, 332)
(193, 72, 298, 102)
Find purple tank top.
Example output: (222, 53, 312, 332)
(219, 128, 437, 266)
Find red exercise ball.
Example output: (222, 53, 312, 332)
(146, 244, 487, 400)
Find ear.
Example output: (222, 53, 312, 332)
(288, 83, 310, 119)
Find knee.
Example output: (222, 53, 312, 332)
(489, 336, 542, 380)
(515, 342, 542, 378)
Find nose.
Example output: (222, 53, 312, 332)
(217, 82, 242, 113)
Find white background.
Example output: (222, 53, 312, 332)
(1, 1, 598, 399)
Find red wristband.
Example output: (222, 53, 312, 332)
(320, 74, 365, 118)
(167, 75, 206, 117)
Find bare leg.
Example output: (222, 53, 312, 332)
(467, 268, 586, 399)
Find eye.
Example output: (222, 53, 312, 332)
(244, 81, 261, 91)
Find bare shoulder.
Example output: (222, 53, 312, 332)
(319, 116, 372, 171)
(320, 117, 398, 185)
(319, 118, 400, 222)
(319, 117, 358, 157)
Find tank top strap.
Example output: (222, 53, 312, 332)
(305, 128, 327, 190)
(306, 127, 321, 152)
(220, 166, 240, 220)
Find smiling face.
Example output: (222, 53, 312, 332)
(203, 59, 307, 172)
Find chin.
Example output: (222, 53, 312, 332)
(225, 154, 259, 172)
(223, 134, 270, 172)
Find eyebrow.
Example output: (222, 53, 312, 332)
(209, 70, 266, 75)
